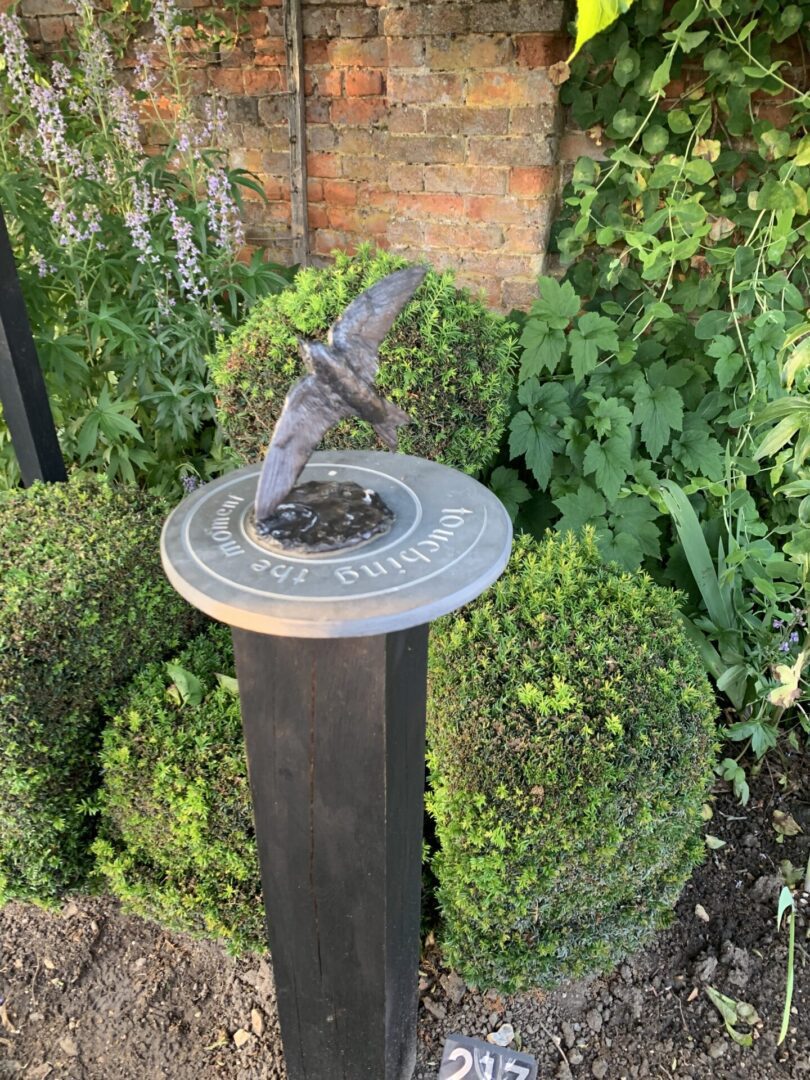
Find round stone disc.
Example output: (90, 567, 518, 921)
(161, 451, 513, 638)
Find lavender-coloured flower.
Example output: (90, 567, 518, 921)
(134, 47, 157, 93)
(181, 474, 200, 494)
(206, 167, 245, 253)
(199, 98, 228, 146)
(773, 618, 784, 629)
(168, 199, 208, 297)
(124, 179, 163, 265)
(0, 13, 34, 108)
(790, 630, 800, 644)
(152, 0, 182, 47)
(779, 641, 791, 653)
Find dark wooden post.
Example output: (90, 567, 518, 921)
(232, 625, 429, 1080)
(0, 205, 66, 484)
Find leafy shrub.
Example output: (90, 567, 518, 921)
(0, 0, 290, 493)
(498, 0, 810, 760)
(94, 626, 265, 952)
(427, 530, 717, 990)
(0, 477, 200, 903)
(210, 247, 517, 474)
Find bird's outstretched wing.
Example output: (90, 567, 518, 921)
(328, 266, 427, 380)
(254, 376, 351, 521)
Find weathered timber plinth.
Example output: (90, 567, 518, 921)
(161, 451, 512, 1080)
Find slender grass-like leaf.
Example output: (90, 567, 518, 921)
(659, 480, 733, 630)
(777, 886, 796, 1046)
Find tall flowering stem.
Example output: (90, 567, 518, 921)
(0, 2, 290, 493)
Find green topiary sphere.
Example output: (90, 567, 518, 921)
(93, 626, 265, 953)
(209, 247, 517, 473)
(427, 529, 718, 991)
(0, 476, 200, 904)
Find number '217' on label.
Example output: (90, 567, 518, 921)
(438, 1034, 538, 1080)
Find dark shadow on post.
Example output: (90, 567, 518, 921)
(0, 204, 66, 485)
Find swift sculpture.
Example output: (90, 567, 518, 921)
(250, 265, 427, 552)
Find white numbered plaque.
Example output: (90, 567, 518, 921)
(439, 1034, 538, 1080)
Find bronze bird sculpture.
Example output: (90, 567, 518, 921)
(254, 265, 427, 525)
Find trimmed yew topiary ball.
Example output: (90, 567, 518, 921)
(94, 625, 265, 953)
(427, 529, 718, 991)
(209, 246, 517, 473)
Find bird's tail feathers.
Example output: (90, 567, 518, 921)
(373, 400, 411, 450)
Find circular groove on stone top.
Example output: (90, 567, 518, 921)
(161, 451, 512, 638)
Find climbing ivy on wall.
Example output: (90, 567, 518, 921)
(502, 0, 810, 766)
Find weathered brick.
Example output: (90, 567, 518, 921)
(307, 178, 324, 202)
(209, 68, 245, 94)
(388, 218, 425, 248)
(38, 15, 65, 41)
(302, 7, 338, 37)
(388, 134, 465, 164)
(327, 206, 364, 231)
(319, 69, 343, 97)
(337, 7, 378, 37)
(473, 0, 564, 34)
(466, 70, 555, 108)
(509, 165, 559, 197)
(243, 68, 285, 95)
(397, 192, 465, 218)
(336, 128, 387, 155)
(345, 69, 385, 97)
(304, 39, 329, 65)
(501, 277, 542, 310)
(323, 179, 359, 206)
(429, 107, 509, 136)
(455, 272, 502, 308)
(314, 229, 350, 256)
(340, 155, 389, 181)
(423, 164, 508, 195)
(18, 0, 73, 15)
(425, 221, 504, 251)
(388, 106, 425, 134)
(468, 134, 555, 167)
(308, 203, 330, 229)
(305, 98, 331, 124)
(426, 34, 512, 70)
(389, 163, 425, 192)
(387, 72, 463, 106)
(359, 187, 397, 212)
(262, 176, 290, 201)
(307, 124, 339, 151)
(330, 97, 387, 126)
(258, 94, 288, 125)
(382, 4, 467, 36)
(509, 104, 559, 135)
(307, 152, 341, 177)
(514, 32, 569, 68)
(504, 225, 546, 253)
(387, 37, 426, 67)
(244, 9, 269, 36)
(328, 38, 388, 67)
(464, 194, 526, 224)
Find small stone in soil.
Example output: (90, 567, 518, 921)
(233, 1028, 251, 1049)
(592, 1059, 609, 1078)
(708, 1039, 727, 1058)
(586, 1008, 603, 1034)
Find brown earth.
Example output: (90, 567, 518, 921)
(1, 751, 808, 1080)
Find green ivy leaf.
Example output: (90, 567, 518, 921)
(695, 310, 730, 340)
(489, 466, 531, 521)
(611, 495, 661, 560)
(583, 433, 632, 501)
(672, 420, 724, 480)
(569, 312, 620, 383)
(707, 336, 745, 390)
(519, 322, 566, 380)
(529, 277, 581, 329)
(554, 485, 607, 532)
(633, 382, 684, 458)
(509, 409, 565, 489)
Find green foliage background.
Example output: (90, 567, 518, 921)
(427, 530, 717, 990)
(0, 477, 201, 903)
(500, 0, 810, 764)
(211, 247, 518, 476)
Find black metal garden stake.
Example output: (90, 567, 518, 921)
(0, 205, 66, 484)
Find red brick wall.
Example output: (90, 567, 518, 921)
(18, 0, 569, 311)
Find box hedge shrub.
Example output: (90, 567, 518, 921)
(209, 246, 517, 474)
(426, 529, 718, 990)
(93, 626, 265, 952)
(0, 477, 200, 903)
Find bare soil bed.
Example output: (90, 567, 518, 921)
(1, 752, 808, 1080)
